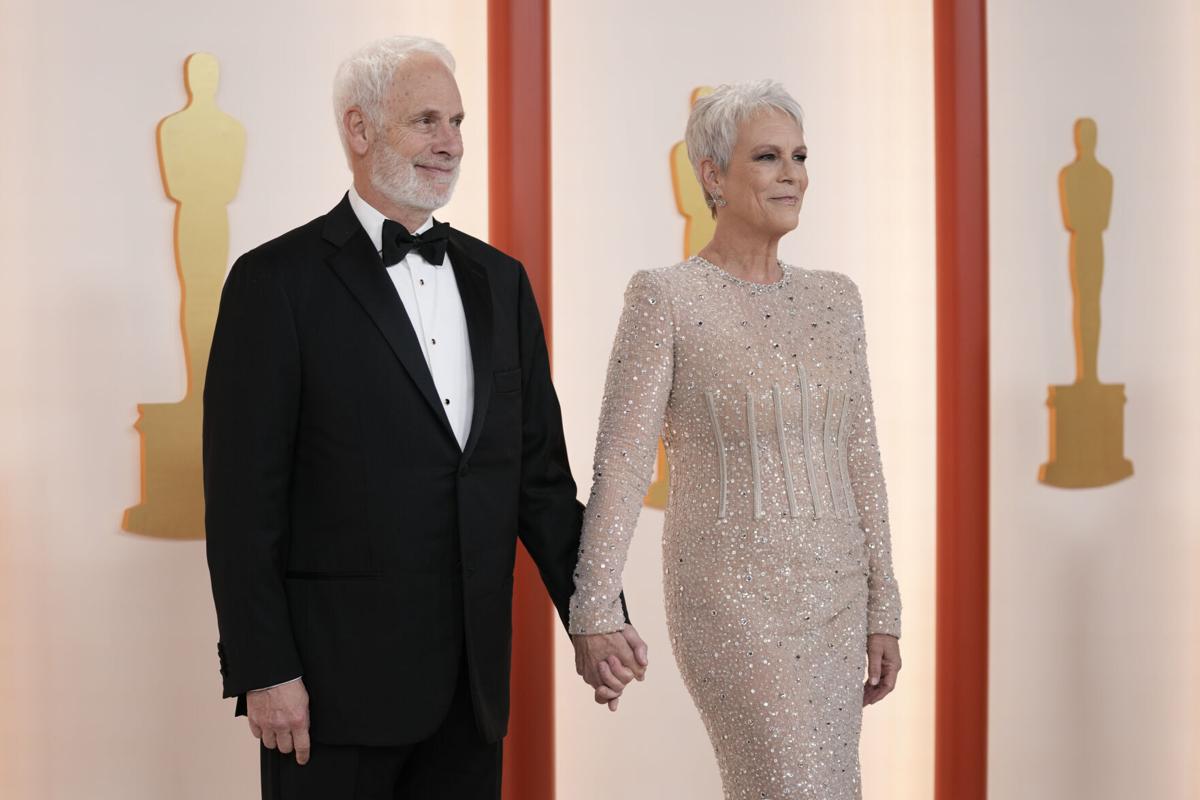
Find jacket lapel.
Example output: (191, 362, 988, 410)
(448, 233, 493, 463)
(322, 195, 457, 443)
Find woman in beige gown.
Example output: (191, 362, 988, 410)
(568, 81, 903, 800)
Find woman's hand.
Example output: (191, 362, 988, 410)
(572, 626, 649, 711)
(863, 633, 901, 706)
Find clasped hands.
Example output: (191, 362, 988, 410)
(571, 625, 649, 711)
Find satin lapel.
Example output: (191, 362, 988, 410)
(322, 197, 456, 443)
(449, 234, 494, 462)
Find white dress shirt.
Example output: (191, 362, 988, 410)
(348, 185, 475, 450)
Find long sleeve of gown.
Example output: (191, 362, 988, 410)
(568, 270, 674, 635)
(844, 280, 902, 638)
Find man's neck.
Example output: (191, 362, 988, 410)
(353, 178, 431, 232)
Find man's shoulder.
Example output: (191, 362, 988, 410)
(449, 227, 522, 274)
(237, 212, 330, 272)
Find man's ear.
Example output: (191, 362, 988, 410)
(343, 107, 370, 158)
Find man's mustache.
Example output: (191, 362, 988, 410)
(414, 160, 460, 174)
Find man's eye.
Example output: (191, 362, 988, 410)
(795, 154, 808, 163)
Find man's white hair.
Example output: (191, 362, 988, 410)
(332, 35, 457, 162)
(685, 80, 805, 210)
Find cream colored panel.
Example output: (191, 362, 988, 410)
(0, 2, 486, 797)
(552, 3, 935, 798)
(989, 2, 1200, 798)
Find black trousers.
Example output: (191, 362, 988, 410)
(261, 655, 502, 800)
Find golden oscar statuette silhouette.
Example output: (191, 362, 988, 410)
(1039, 118, 1133, 488)
(645, 87, 716, 510)
(123, 53, 246, 538)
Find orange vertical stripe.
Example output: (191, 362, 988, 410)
(489, 1, 555, 799)
(933, 1, 990, 798)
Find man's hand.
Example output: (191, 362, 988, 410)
(247, 678, 311, 765)
(572, 626, 649, 711)
(863, 634, 901, 707)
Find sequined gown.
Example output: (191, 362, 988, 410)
(568, 257, 901, 800)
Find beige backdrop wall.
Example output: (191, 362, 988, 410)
(988, 2, 1200, 799)
(550, 3, 936, 798)
(0, 3, 487, 797)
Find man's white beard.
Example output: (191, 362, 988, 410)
(370, 145, 460, 214)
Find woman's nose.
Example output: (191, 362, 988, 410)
(781, 161, 802, 183)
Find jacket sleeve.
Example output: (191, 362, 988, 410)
(513, 264, 622, 629)
(203, 255, 304, 699)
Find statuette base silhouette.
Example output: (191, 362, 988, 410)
(124, 398, 205, 538)
(1039, 382, 1133, 488)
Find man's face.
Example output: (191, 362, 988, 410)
(368, 54, 465, 214)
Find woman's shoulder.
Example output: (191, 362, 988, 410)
(785, 264, 864, 307)
(623, 259, 700, 295)
(634, 258, 697, 281)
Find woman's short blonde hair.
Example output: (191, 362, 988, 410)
(685, 80, 804, 210)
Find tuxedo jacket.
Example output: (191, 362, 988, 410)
(203, 194, 588, 745)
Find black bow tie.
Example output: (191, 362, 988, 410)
(381, 219, 450, 267)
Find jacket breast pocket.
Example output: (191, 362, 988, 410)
(493, 367, 522, 394)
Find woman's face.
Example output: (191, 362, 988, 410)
(709, 110, 808, 237)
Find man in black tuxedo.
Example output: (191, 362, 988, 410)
(204, 36, 648, 799)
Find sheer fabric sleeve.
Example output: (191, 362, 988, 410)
(568, 270, 674, 634)
(844, 280, 902, 638)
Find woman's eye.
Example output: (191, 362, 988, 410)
(795, 154, 808, 163)
(757, 153, 776, 161)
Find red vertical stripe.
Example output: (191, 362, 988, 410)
(489, 1, 555, 799)
(933, 1, 990, 798)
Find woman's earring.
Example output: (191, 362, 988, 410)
(713, 194, 728, 208)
